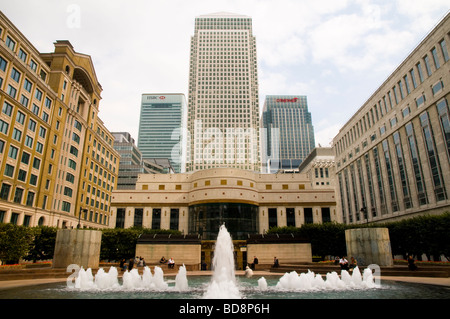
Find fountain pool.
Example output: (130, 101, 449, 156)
(0, 226, 448, 300)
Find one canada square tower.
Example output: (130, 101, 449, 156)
(186, 12, 261, 172)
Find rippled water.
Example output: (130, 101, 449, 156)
(0, 276, 449, 299)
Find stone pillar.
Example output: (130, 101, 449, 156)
(53, 229, 102, 269)
(345, 227, 393, 266)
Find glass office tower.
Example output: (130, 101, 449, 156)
(137, 94, 186, 173)
(261, 95, 315, 173)
(186, 12, 261, 172)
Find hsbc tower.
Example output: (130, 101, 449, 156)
(138, 93, 187, 173)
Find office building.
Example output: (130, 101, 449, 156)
(261, 95, 315, 173)
(0, 11, 119, 228)
(113, 132, 164, 190)
(111, 167, 338, 238)
(138, 93, 186, 173)
(298, 147, 335, 189)
(333, 12, 450, 224)
(186, 12, 261, 172)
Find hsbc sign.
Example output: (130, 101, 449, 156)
(146, 95, 167, 100)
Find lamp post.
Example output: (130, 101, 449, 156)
(77, 207, 88, 229)
(360, 207, 368, 225)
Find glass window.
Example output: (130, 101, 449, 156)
(431, 47, 440, 69)
(419, 112, 447, 201)
(437, 99, 450, 161)
(424, 55, 432, 76)
(439, 39, 449, 62)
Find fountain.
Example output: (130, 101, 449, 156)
(65, 225, 382, 298)
(202, 225, 241, 299)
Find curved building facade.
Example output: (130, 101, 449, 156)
(110, 168, 337, 239)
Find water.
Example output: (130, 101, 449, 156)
(0, 275, 449, 299)
(0, 225, 448, 300)
(203, 225, 241, 299)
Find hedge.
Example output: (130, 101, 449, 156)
(0, 213, 448, 264)
(267, 212, 450, 261)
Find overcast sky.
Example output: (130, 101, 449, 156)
(2, 0, 449, 146)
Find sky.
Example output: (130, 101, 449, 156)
(1, 0, 449, 147)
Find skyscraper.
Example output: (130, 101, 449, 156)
(186, 12, 261, 172)
(137, 93, 186, 173)
(261, 95, 315, 173)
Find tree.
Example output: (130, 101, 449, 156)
(23, 226, 58, 263)
(0, 223, 35, 264)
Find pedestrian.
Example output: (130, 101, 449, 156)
(119, 258, 127, 271)
(272, 257, 279, 268)
(252, 256, 259, 270)
(408, 255, 418, 271)
(128, 258, 134, 271)
(334, 256, 340, 265)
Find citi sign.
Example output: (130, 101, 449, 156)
(276, 97, 299, 103)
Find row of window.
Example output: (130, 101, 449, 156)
(335, 37, 449, 157)
(115, 208, 180, 230)
(338, 100, 449, 223)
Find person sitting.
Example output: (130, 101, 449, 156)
(168, 257, 175, 269)
(339, 256, 349, 270)
(349, 257, 357, 271)
(160, 256, 167, 264)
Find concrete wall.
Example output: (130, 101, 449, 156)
(135, 244, 201, 269)
(345, 227, 393, 266)
(247, 243, 312, 265)
(53, 229, 102, 269)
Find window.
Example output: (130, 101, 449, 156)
(35, 88, 43, 101)
(6, 36, 16, 51)
(265, 184, 272, 190)
(152, 208, 161, 229)
(26, 192, 35, 207)
(158, 185, 165, 190)
(2, 101, 13, 116)
(28, 119, 36, 132)
(268, 208, 277, 228)
(220, 179, 227, 185)
(437, 99, 450, 161)
(0, 184, 11, 200)
(31, 157, 39, 170)
(439, 39, 449, 62)
(424, 55, 432, 76)
(7, 85, 17, 98)
(432, 80, 444, 95)
(66, 173, 75, 183)
(8, 145, 18, 159)
(18, 169, 27, 182)
(0, 56, 7, 72)
(62, 201, 71, 213)
(431, 47, 440, 69)
(416, 62, 424, 83)
(21, 152, 30, 165)
(170, 208, 179, 230)
(10, 68, 20, 82)
(16, 111, 25, 124)
(0, 120, 8, 135)
(420, 112, 447, 201)
(18, 49, 27, 63)
(415, 94, 426, 108)
(4, 164, 14, 177)
(13, 188, 24, 204)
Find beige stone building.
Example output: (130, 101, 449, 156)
(333, 12, 450, 224)
(0, 11, 119, 228)
(110, 167, 338, 238)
